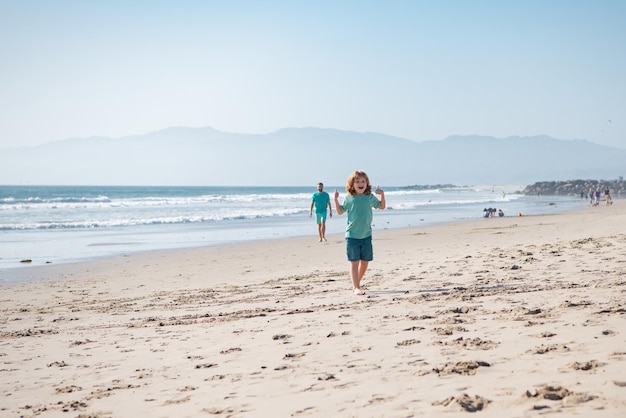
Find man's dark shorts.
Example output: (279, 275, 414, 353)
(346, 236, 373, 262)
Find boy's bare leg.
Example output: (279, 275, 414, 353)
(358, 261, 369, 287)
(350, 261, 369, 294)
(350, 261, 361, 290)
(317, 223, 323, 241)
(321, 222, 327, 241)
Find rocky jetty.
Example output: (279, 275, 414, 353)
(522, 179, 625, 198)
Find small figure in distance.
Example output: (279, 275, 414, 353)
(604, 187, 612, 206)
(498, 209, 504, 217)
(310, 182, 332, 242)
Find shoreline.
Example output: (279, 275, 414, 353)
(1, 202, 625, 416)
(0, 193, 593, 283)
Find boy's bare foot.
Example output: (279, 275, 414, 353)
(322, 237, 327, 241)
(353, 288, 366, 296)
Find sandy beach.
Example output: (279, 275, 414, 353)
(1, 202, 625, 417)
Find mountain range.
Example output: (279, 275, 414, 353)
(1, 127, 624, 186)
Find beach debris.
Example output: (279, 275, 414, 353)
(5, 328, 58, 338)
(283, 352, 305, 360)
(526, 385, 570, 400)
(47, 361, 69, 367)
(195, 363, 217, 369)
(532, 331, 557, 338)
(457, 394, 490, 412)
(569, 360, 599, 371)
(433, 394, 491, 411)
(55, 385, 82, 393)
(220, 347, 242, 354)
(526, 385, 595, 405)
(396, 338, 420, 347)
(69, 339, 94, 346)
(451, 306, 472, 314)
(61, 400, 88, 412)
(403, 325, 425, 331)
(432, 360, 490, 375)
(452, 336, 499, 350)
(20, 259, 32, 263)
(531, 343, 569, 354)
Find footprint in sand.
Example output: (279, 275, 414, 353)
(195, 362, 218, 369)
(529, 343, 569, 354)
(54, 385, 82, 393)
(526, 385, 595, 405)
(220, 347, 242, 354)
(568, 360, 600, 371)
(47, 361, 69, 367)
(396, 338, 420, 347)
(433, 394, 490, 412)
(432, 360, 490, 376)
(283, 352, 305, 360)
(273, 334, 293, 342)
(433, 326, 468, 335)
(436, 336, 499, 350)
(531, 331, 556, 338)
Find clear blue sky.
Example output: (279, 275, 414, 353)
(1, 0, 624, 150)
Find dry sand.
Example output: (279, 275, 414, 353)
(1, 202, 625, 417)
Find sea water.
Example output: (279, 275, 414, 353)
(0, 184, 586, 279)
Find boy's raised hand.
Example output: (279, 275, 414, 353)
(375, 185, 384, 195)
(334, 189, 339, 199)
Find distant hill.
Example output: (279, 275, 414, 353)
(1, 127, 624, 186)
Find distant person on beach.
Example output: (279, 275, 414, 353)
(498, 209, 504, 217)
(310, 182, 332, 242)
(334, 170, 385, 296)
(604, 187, 612, 205)
(484, 207, 497, 217)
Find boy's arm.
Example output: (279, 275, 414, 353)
(334, 190, 344, 215)
(327, 199, 332, 217)
(376, 187, 386, 210)
(309, 200, 314, 216)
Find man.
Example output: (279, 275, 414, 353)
(310, 182, 332, 242)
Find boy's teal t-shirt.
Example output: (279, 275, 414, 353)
(312, 191, 330, 213)
(339, 194, 381, 239)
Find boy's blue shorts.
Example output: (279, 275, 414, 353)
(346, 236, 373, 262)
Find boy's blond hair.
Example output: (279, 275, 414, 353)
(346, 170, 372, 196)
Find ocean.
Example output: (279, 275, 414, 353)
(0, 184, 586, 280)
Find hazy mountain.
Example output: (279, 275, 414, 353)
(1, 127, 624, 186)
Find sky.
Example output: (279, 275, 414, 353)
(1, 0, 625, 151)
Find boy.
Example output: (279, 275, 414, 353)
(334, 171, 385, 295)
